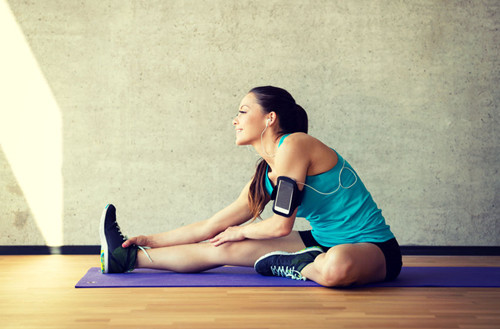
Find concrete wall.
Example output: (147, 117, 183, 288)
(1, 0, 498, 246)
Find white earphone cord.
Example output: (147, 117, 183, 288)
(260, 121, 356, 194)
(297, 159, 357, 195)
(261, 120, 275, 158)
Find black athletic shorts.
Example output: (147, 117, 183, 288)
(299, 230, 402, 281)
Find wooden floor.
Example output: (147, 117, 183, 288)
(1, 255, 499, 329)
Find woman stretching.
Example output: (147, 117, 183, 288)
(100, 86, 402, 287)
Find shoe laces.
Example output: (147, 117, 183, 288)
(113, 220, 125, 239)
(137, 245, 153, 263)
(271, 265, 306, 281)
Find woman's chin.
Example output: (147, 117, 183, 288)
(235, 137, 250, 146)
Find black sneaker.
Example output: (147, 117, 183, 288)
(254, 246, 323, 281)
(99, 204, 137, 273)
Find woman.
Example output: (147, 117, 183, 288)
(100, 86, 402, 287)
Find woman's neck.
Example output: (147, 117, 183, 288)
(253, 131, 279, 163)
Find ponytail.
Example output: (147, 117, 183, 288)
(294, 104, 308, 134)
(248, 158, 269, 220)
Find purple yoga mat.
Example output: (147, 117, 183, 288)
(75, 266, 500, 288)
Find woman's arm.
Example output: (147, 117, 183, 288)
(210, 133, 312, 246)
(122, 181, 254, 248)
(209, 211, 297, 246)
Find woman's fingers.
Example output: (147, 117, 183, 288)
(210, 227, 244, 247)
(209, 234, 222, 246)
(122, 235, 148, 248)
(122, 237, 135, 248)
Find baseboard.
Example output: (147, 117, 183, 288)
(400, 246, 500, 256)
(0, 245, 500, 256)
(0, 245, 101, 255)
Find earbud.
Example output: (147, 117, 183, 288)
(266, 118, 271, 127)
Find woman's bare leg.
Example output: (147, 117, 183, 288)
(300, 243, 386, 287)
(136, 231, 306, 273)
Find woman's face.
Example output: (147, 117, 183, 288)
(233, 93, 268, 146)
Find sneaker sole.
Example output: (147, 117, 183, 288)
(254, 246, 324, 268)
(99, 204, 112, 274)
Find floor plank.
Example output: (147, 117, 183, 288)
(0, 255, 499, 328)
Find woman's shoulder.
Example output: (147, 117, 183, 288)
(278, 133, 337, 175)
(280, 132, 322, 149)
(276, 133, 323, 160)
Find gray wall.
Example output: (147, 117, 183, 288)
(1, 0, 498, 247)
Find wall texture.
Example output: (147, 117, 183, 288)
(1, 0, 498, 246)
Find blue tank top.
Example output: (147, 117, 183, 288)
(265, 134, 394, 247)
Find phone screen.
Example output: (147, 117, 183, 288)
(275, 180, 294, 214)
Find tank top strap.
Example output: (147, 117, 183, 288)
(278, 133, 291, 148)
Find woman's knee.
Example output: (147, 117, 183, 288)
(208, 241, 235, 260)
(315, 243, 386, 287)
(318, 246, 357, 287)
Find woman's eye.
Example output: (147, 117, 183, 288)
(238, 111, 246, 115)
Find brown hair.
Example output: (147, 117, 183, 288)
(247, 86, 308, 220)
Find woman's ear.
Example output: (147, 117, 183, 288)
(267, 112, 277, 126)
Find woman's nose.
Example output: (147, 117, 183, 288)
(232, 116, 238, 126)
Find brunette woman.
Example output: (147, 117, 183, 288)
(100, 86, 402, 287)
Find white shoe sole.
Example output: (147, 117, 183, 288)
(99, 204, 111, 274)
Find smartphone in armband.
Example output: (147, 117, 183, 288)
(272, 176, 302, 217)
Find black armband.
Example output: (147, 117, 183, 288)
(270, 176, 303, 217)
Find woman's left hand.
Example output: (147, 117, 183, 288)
(210, 226, 245, 247)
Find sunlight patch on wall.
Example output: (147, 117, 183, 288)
(0, 0, 63, 246)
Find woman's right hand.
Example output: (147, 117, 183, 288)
(122, 235, 151, 248)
